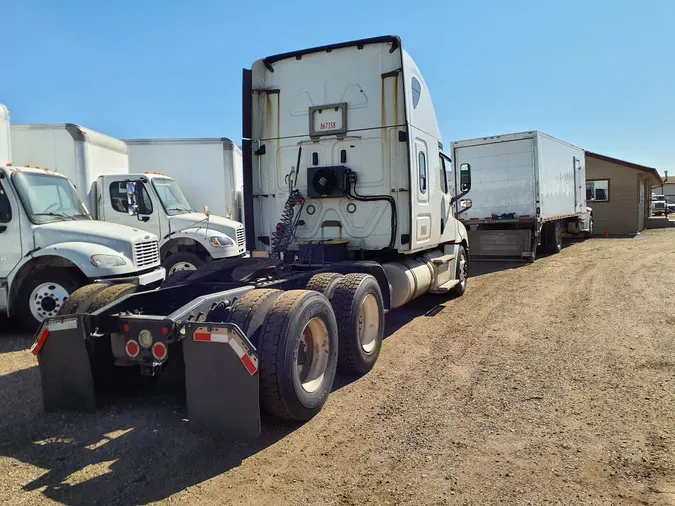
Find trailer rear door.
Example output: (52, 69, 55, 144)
(453, 137, 536, 221)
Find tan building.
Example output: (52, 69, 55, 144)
(585, 152, 663, 236)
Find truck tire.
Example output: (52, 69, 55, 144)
(17, 268, 85, 332)
(258, 290, 338, 421)
(305, 272, 344, 299)
(547, 222, 563, 254)
(162, 251, 205, 276)
(160, 269, 195, 288)
(86, 284, 138, 390)
(59, 283, 108, 315)
(584, 218, 594, 239)
(450, 246, 469, 297)
(227, 289, 283, 347)
(330, 274, 384, 375)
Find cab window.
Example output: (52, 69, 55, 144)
(0, 182, 11, 222)
(109, 181, 153, 214)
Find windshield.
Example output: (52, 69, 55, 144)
(151, 178, 194, 215)
(12, 172, 90, 223)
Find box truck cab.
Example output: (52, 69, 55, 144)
(95, 172, 246, 274)
(10, 124, 246, 275)
(0, 164, 165, 329)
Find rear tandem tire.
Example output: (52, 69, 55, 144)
(227, 289, 283, 347)
(305, 272, 344, 299)
(330, 274, 385, 375)
(59, 283, 108, 316)
(258, 290, 339, 421)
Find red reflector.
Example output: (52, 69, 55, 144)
(459, 218, 465, 221)
(470, 218, 480, 221)
(194, 332, 211, 342)
(161, 327, 169, 336)
(152, 342, 167, 360)
(125, 340, 140, 358)
(520, 215, 531, 219)
(241, 354, 257, 375)
(484, 217, 492, 220)
(123, 324, 130, 333)
(31, 328, 50, 356)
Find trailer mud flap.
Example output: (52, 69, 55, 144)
(31, 315, 96, 413)
(183, 322, 260, 438)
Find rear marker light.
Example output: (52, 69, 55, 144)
(161, 327, 169, 336)
(123, 324, 130, 333)
(152, 342, 167, 361)
(125, 340, 140, 358)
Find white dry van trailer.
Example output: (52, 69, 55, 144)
(31, 36, 474, 438)
(11, 125, 246, 275)
(125, 138, 244, 224)
(452, 131, 593, 261)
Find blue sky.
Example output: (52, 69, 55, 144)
(3, 0, 674, 173)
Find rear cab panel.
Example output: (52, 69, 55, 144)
(246, 37, 413, 253)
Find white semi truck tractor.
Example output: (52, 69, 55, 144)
(11, 124, 246, 274)
(30, 36, 473, 438)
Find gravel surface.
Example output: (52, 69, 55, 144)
(1, 230, 674, 505)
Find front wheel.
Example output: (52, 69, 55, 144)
(162, 251, 206, 276)
(17, 268, 84, 331)
(450, 246, 469, 297)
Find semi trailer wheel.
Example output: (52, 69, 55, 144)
(162, 251, 205, 276)
(547, 222, 563, 254)
(305, 272, 344, 299)
(86, 284, 138, 390)
(227, 289, 283, 346)
(450, 246, 469, 297)
(258, 290, 338, 421)
(584, 219, 594, 239)
(330, 274, 384, 375)
(59, 283, 108, 315)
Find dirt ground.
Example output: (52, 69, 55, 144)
(1, 229, 674, 505)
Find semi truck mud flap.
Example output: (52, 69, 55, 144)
(31, 315, 96, 413)
(183, 322, 261, 438)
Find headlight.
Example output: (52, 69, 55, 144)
(90, 254, 126, 267)
(210, 235, 235, 247)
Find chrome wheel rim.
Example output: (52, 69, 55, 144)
(29, 282, 69, 322)
(459, 256, 468, 289)
(297, 317, 330, 393)
(169, 262, 197, 275)
(359, 294, 380, 353)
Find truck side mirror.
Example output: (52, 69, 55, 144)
(460, 163, 472, 192)
(460, 199, 472, 209)
(126, 181, 139, 216)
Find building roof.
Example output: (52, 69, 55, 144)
(586, 151, 663, 186)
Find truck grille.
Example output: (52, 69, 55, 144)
(133, 240, 160, 268)
(236, 227, 245, 248)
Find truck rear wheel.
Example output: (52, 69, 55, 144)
(330, 274, 384, 375)
(59, 283, 108, 315)
(258, 290, 338, 421)
(227, 289, 283, 346)
(584, 218, 594, 239)
(86, 284, 138, 390)
(163, 251, 205, 276)
(305, 272, 344, 299)
(17, 268, 85, 331)
(548, 222, 563, 254)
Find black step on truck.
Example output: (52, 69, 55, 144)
(31, 36, 473, 438)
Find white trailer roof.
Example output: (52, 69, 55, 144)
(452, 130, 583, 151)
(12, 123, 128, 154)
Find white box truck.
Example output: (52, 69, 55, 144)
(452, 131, 593, 261)
(0, 104, 11, 163)
(1, 108, 165, 331)
(11, 125, 246, 275)
(125, 138, 244, 224)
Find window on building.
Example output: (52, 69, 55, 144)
(0, 182, 11, 223)
(109, 181, 153, 214)
(586, 180, 609, 202)
(411, 77, 421, 109)
(419, 151, 427, 193)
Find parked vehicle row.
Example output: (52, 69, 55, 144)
(14, 35, 601, 439)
